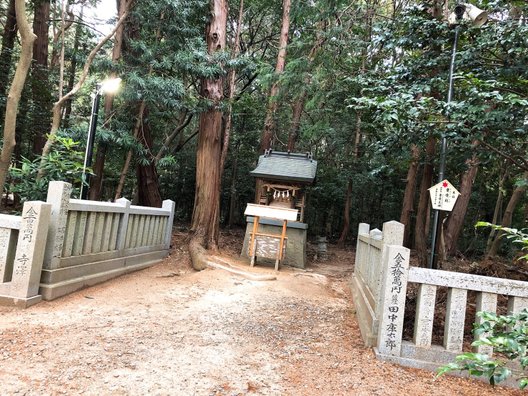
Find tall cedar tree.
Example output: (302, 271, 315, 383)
(189, 0, 228, 270)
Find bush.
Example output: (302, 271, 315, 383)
(438, 310, 528, 388)
(8, 135, 88, 202)
(477, 221, 528, 261)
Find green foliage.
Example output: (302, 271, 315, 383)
(438, 310, 528, 388)
(8, 135, 87, 202)
(476, 222, 528, 261)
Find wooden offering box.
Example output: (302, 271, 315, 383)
(244, 204, 298, 270)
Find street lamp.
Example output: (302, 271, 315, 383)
(79, 77, 121, 200)
(429, 3, 487, 269)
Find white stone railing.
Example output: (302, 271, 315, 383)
(391, 267, 528, 366)
(33, 181, 174, 301)
(351, 219, 528, 376)
(0, 201, 51, 307)
(351, 221, 404, 346)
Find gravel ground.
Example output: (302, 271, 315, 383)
(0, 234, 523, 395)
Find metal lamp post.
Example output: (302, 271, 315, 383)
(79, 78, 121, 200)
(429, 3, 487, 269)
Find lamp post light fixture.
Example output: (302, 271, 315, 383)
(79, 77, 122, 200)
(428, 3, 487, 269)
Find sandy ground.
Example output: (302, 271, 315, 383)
(0, 232, 523, 395)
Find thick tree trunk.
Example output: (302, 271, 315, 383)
(136, 106, 162, 207)
(443, 142, 480, 257)
(219, 0, 243, 173)
(31, 0, 52, 155)
(89, 0, 128, 201)
(487, 171, 528, 258)
(189, 0, 227, 270)
(400, 144, 420, 247)
(260, 0, 291, 152)
(0, 0, 17, 122)
(287, 91, 306, 152)
(443, 140, 480, 257)
(0, 0, 36, 195)
(414, 136, 436, 266)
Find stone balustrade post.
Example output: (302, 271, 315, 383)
(10, 201, 52, 301)
(115, 198, 131, 251)
(162, 200, 175, 249)
(43, 182, 72, 270)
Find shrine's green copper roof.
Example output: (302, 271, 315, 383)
(250, 151, 317, 184)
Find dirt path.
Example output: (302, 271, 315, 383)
(0, 234, 522, 395)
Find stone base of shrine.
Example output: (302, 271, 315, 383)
(241, 217, 308, 269)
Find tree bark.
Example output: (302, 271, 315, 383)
(414, 136, 436, 266)
(400, 144, 420, 247)
(62, 5, 84, 128)
(0, 0, 36, 195)
(260, 0, 291, 153)
(443, 141, 480, 257)
(136, 106, 162, 207)
(0, 0, 17, 123)
(287, 91, 306, 152)
(89, 0, 128, 201)
(219, 0, 243, 173)
(189, 0, 228, 270)
(487, 171, 528, 258)
(31, 0, 52, 155)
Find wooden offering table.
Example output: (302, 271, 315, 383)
(244, 204, 298, 270)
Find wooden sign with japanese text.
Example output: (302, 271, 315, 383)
(428, 180, 460, 211)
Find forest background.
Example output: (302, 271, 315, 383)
(0, 0, 526, 269)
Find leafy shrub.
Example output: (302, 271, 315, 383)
(438, 310, 528, 389)
(477, 221, 528, 261)
(8, 135, 88, 202)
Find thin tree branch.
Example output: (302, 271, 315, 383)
(480, 140, 528, 171)
(155, 112, 193, 163)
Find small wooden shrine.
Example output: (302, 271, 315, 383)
(241, 150, 317, 269)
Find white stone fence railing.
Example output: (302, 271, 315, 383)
(351, 221, 528, 374)
(0, 181, 175, 306)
